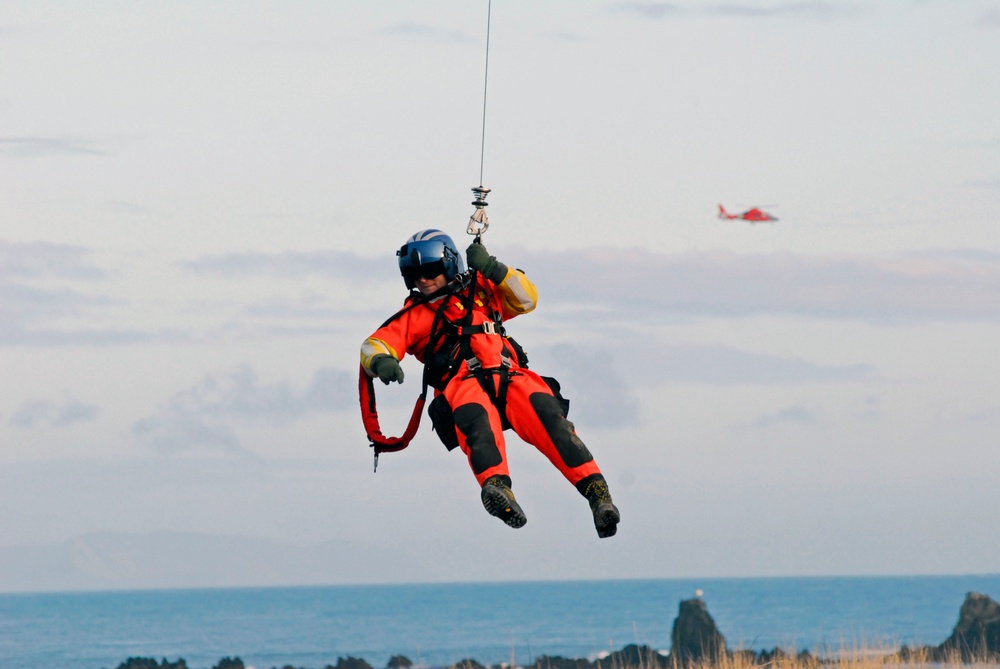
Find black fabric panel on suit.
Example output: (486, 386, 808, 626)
(453, 403, 503, 474)
(529, 392, 594, 468)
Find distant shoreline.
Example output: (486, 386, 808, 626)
(6, 577, 1000, 669)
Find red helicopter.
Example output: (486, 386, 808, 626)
(718, 204, 778, 223)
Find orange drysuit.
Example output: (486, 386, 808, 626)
(361, 268, 604, 491)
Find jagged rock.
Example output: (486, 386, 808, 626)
(937, 592, 1000, 661)
(597, 644, 668, 669)
(527, 655, 594, 669)
(755, 647, 791, 665)
(212, 658, 244, 669)
(896, 644, 938, 662)
(114, 659, 189, 669)
(794, 649, 818, 666)
(449, 659, 487, 669)
(670, 597, 728, 664)
(325, 657, 374, 669)
(386, 655, 413, 669)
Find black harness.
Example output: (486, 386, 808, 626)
(361, 270, 525, 467)
(427, 271, 525, 425)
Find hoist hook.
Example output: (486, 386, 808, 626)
(467, 186, 490, 238)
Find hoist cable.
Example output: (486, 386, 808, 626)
(478, 0, 492, 188)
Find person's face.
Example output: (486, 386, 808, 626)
(415, 272, 447, 295)
(403, 259, 448, 295)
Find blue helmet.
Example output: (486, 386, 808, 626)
(397, 229, 466, 290)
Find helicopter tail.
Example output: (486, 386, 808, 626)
(718, 204, 732, 219)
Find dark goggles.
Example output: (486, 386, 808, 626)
(401, 260, 446, 283)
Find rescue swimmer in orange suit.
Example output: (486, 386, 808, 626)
(360, 229, 621, 538)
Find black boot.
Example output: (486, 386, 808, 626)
(583, 478, 620, 538)
(481, 475, 527, 529)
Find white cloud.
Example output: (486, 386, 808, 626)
(0, 326, 154, 347)
(520, 247, 1000, 324)
(977, 7, 1000, 27)
(9, 395, 99, 429)
(539, 345, 640, 428)
(606, 1, 851, 20)
(181, 247, 1000, 326)
(132, 412, 244, 456)
(703, 2, 850, 19)
(607, 3, 683, 19)
(384, 22, 478, 44)
(181, 250, 392, 281)
(0, 240, 107, 281)
(526, 341, 871, 429)
(0, 240, 155, 346)
(754, 405, 820, 428)
(131, 365, 358, 454)
(639, 343, 873, 384)
(965, 178, 1000, 193)
(0, 136, 111, 158)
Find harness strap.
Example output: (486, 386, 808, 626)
(359, 365, 427, 471)
(462, 350, 515, 429)
(358, 276, 472, 472)
(450, 273, 518, 425)
(453, 320, 502, 336)
(360, 271, 519, 471)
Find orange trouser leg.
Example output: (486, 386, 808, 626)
(503, 368, 603, 487)
(444, 373, 509, 487)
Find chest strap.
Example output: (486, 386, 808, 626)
(464, 350, 516, 430)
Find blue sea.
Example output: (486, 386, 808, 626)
(2, 576, 1000, 669)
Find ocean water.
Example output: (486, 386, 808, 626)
(2, 576, 1000, 669)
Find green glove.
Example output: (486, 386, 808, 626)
(371, 355, 404, 385)
(466, 242, 508, 284)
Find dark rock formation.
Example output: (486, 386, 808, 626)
(448, 659, 488, 669)
(212, 658, 244, 669)
(114, 659, 189, 669)
(110, 592, 1000, 669)
(936, 592, 1000, 661)
(527, 655, 595, 669)
(670, 597, 728, 664)
(324, 657, 374, 669)
(753, 647, 817, 667)
(608, 644, 670, 669)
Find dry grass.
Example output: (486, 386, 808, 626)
(649, 643, 1000, 669)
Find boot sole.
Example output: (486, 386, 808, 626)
(594, 503, 620, 538)
(481, 485, 527, 529)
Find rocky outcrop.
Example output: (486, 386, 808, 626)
(448, 660, 488, 669)
(212, 659, 244, 669)
(526, 654, 596, 669)
(670, 597, 728, 664)
(603, 644, 670, 669)
(114, 659, 189, 669)
(895, 592, 1000, 663)
(936, 592, 1000, 661)
(110, 592, 1000, 669)
(525, 655, 594, 669)
(329, 657, 375, 669)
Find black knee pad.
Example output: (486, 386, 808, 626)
(529, 392, 594, 468)
(453, 403, 503, 474)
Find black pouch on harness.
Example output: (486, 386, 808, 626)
(502, 337, 568, 416)
(505, 336, 529, 367)
(540, 376, 570, 418)
(428, 394, 460, 451)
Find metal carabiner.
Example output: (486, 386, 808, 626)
(467, 186, 491, 237)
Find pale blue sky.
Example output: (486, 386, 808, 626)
(2, 1, 999, 590)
